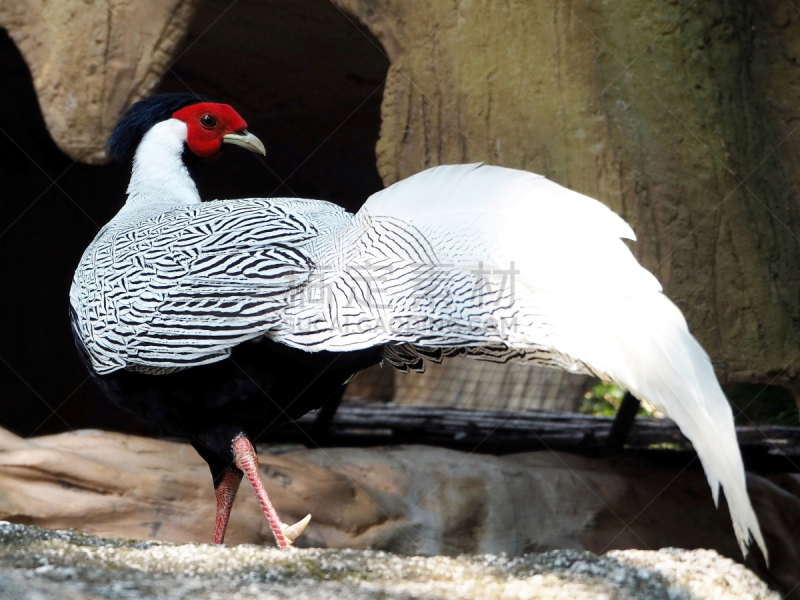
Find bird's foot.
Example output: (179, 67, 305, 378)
(232, 434, 311, 549)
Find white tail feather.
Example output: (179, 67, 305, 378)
(585, 290, 766, 559)
(360, 164, 767, 559)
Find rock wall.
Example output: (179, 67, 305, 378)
(331, 0, 800, 390)
(0, 0, 198, 163)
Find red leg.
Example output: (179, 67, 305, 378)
(232, 434, 310, 548)
(212, 468, 243, 544)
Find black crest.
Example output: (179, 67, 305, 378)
(107, 93, 214, 161)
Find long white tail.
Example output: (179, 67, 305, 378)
(358, 164, 767, 559)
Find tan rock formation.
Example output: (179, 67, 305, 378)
(0, 427, 797, 591)
(330, 0, 800, 390)
(0, 0, 198, 163)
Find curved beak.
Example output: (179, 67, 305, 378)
(222, 130, 266, 156)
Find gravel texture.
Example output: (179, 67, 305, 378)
(0, 522, 778, 600)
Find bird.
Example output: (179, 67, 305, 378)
(70, 93, 767, 560)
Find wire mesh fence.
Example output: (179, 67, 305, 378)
(344, 359, 594, 413)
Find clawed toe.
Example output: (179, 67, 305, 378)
(281, 514, 311, 546)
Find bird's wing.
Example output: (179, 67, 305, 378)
(276, 163, 766, 560)
(71, 197, 349, 374)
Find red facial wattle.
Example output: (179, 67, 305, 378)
(172, 102, 249, 158)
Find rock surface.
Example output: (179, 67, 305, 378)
(0, 427, 797, 594)
(331, 0, 800, 390)
(0, 0, 198, 162)
(0, 523, 780, 600)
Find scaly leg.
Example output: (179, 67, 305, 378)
(232, 434, 311, 548)
(212, 468, 243, 544)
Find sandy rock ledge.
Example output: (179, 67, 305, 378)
(0, 523, 777, 600)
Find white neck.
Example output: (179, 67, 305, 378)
(121, 119, 201, 212)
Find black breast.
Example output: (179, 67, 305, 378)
(74, 331, 382, 463)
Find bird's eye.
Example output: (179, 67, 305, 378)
(199, 114, 217, 129)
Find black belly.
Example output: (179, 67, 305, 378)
(75, 333, 382, 468)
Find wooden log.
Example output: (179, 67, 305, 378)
(267, 401, 800, 459)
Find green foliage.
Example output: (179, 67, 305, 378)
(580, 381, 625, 416)
(579, 381, 662, 418)
(646, 442, 684, 451)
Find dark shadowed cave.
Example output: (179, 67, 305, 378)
(0, 0, 388, 437)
